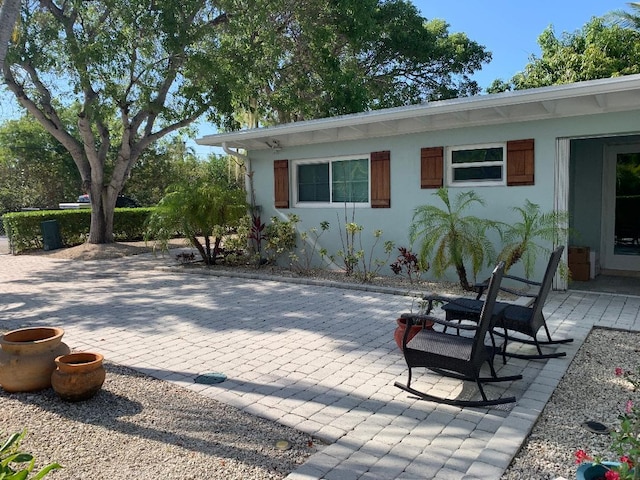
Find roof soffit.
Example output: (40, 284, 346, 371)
(197, 76, 640, 151)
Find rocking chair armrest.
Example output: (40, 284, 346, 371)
(420, 294, 484, 314)
(499, 286, 538, 298)
(475, 274, 541, 299)
(400, 313, 479, 331)
(503, 274, 542, 287)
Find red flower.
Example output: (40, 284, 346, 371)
(605, 470, 620, 480)
(575, 449, 592, 464)
(620, 456, 634, 468)
(616, 367, 625, 376)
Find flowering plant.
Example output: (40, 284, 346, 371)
(575, 367, 640, 480)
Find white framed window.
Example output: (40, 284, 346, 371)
(446, 143, 506, 187)
(293, 155, 370, 207)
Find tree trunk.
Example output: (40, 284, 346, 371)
(0, 0, 21, 69)
(87, 184, 116, 244)
(455, 263, 473, 291)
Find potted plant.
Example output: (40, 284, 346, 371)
(394, 297, 435, 350)
(575, 367, 640, 480)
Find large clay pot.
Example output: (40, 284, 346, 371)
(0, 327, 70, 392)
(51, 352, 105, 402)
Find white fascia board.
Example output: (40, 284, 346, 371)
(196, 75, 640, 149)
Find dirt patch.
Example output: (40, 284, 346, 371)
(20, 238, 190, 261)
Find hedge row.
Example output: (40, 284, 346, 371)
(2, 208, 155, 253)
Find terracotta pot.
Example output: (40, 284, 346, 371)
(0, 327, 70, 392)
(51, 352, 105, 402)
(394, 317, 433, 350)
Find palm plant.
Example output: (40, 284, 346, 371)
(497, 200, 569, 277)
(612, 2, 640, 31)
(145, 180, 247, 265)
(409, 188, 497, 291)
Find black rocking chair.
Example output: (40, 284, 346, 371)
(439, 246, 573, 363)
(394, 262, 522, 407)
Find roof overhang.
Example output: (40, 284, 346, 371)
(197, 75, 640, 151)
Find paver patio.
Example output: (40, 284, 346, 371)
(2, 251, 640, 479)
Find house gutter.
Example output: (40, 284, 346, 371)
(222, 142, 256, 210)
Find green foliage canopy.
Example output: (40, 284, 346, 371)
(488, 10, 640, 93)
(224, 0, 492, 125)
(0, 113, 81, 214)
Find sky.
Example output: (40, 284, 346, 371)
(413, 0, 624, 89)
(0, 0, 630, 158)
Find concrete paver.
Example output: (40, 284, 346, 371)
(2, 250, 640, 479)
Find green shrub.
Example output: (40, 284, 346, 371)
(264, 214, 299, 264)
(3, 208, 155, 253)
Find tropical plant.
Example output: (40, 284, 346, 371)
(248, 213, 266, 259)
(497, 200, 569, 277)
(390, 247, 428, 284)
(145, 181, 247, 265)
(409, 188, 497, 291)
(289, 220, 330, 274)
(0, 429, 61, 479)
(330, 209, 394, 282)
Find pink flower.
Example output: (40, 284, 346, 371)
(620, 455, 634, 468)
(626, 400, 634, 414)
(575, 449, 592, 464)
(616, 367, 625, 376)
(605, 471, 620, 480)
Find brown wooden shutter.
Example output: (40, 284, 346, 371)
(273, 159, 289, 208)
(370, 150, 390, 208)
(421, 147, 444, 188)
(507, 139, 535, 186)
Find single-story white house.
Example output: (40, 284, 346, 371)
(197, 74, 640, 289)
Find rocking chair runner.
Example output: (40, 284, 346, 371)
(394, 262, 523, 407)
(439, 246, 573, 363)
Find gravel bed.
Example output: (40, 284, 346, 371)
(0, 363, 315, 480)
(502, 328, 640, 479)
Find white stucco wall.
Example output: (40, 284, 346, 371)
(246, 110, 640, 284)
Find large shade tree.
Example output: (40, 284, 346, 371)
(3, 0, 240, 243)
(229, 0, 491, 124)
(3, 0, 491, 244)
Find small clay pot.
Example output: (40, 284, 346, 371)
(51, 352, 106, 402)
(0, 327, 70, 392)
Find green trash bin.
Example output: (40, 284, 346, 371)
(41, 220, 63, 251)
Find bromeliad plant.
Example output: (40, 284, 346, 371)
(1, 429, 61, 479)
(575, 367, 640, 480)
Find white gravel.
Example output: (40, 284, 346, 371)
(0, 363, 316, 480)
(502, 328, 640, 479)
